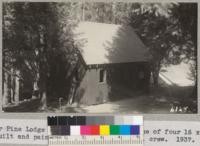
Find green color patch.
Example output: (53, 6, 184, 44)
(110, 125, 120, 135)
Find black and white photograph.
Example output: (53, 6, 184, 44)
(2, 1, 198, 113)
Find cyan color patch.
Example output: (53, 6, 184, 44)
(119, 125, 131, 135)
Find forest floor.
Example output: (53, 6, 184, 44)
(59, 95, 174, 114)
(46, 85, 197, 114)
(3, 83, 196, 113)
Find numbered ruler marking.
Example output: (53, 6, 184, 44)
(48, 135, 143, 146)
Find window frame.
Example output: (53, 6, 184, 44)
(99, 69, 106, 83)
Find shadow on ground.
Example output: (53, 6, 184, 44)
(3, 82, 196, 113)
(71, 83, 197, 114)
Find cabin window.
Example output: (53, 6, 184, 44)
(99, 69, 106, 83)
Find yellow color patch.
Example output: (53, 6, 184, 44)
(100, 125, 110, 135)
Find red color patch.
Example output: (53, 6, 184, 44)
(90, 125, 100, 135)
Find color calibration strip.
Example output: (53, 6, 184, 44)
(49, 125, 140, 136)
(47, 116, 143, 136)
(48, 116, 143, 146)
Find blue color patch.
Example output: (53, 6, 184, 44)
(131, 125, 140, 135)
(119, 125, 131, 135)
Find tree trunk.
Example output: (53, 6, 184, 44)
(38, 73, 47, 110)
(152, 61, 161, 87)
(40, 90, 47, 110)
(14, 70, 20, 103)
(152, 70, 159, 87)
(68, 86, 75, 105)
(68, 75, 78, 105)
(38, 65, 47, 109)
(33, 72, 40, 98)
(14, 77, 20, 103)
(3, 71, 11, 105)
(3, 71, 8, 105)
(112, 3, 116, 23)
(10, 68, 14, 103)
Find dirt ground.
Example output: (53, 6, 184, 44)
(60, 95, 172, 114)
(44, 85, 197, 114)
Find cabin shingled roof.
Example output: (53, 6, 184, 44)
(74, 21, 150, 65)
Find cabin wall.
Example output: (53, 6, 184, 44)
(75, 62, 150, 105)
(108, 62, 150, 89)
(75, 68, 109, 105)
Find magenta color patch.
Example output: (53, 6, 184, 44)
(80, 126, 91, 135)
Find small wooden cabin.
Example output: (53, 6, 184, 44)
(73, 22, 151, 105)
